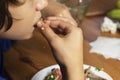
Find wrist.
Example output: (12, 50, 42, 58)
(59, 63, 84, 80)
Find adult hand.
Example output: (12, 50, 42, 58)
(37, 16, 84, 80)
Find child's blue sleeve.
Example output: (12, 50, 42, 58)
(0, 39, 15, 80)
(0, 76, 6, 80)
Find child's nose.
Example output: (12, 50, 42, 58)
(36, 0, 48, 11)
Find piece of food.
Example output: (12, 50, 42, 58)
(107, 9, 120, 20)
(45, 74, 56, 80)
(84, 66, 106, 80)
(96, 68, 104, 72)
(44, 68, 62, 80)
(45, 66, 107, 80)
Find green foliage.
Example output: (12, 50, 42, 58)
(107, 0, 120, 20)
(116, 0, 120, 9)
(107, 9, 120, 20)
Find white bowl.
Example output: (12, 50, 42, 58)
(31, 64, 113, 80)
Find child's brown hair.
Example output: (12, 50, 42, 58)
(0, 0, 23, 31)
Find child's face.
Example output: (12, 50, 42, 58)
(0, 0, 48, 40)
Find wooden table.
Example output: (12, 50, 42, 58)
(4, 15, 120, 80)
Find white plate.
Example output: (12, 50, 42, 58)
(31, 64, 113, 80)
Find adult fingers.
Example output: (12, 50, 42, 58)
(47, 16, 77, 27)
(37, 21, 60, 42)
(44, 19, 73, 35)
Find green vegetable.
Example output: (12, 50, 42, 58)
(46, 74, 57, 80)
(107, 9, 120, 20)
(116, 0, 120, 9)
(96, 68, 103, 72)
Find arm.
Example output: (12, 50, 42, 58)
(36, 16, 84, 80)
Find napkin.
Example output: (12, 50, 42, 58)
(89, 36, 120, 60)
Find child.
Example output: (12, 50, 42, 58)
(0, 0, 84, 80)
